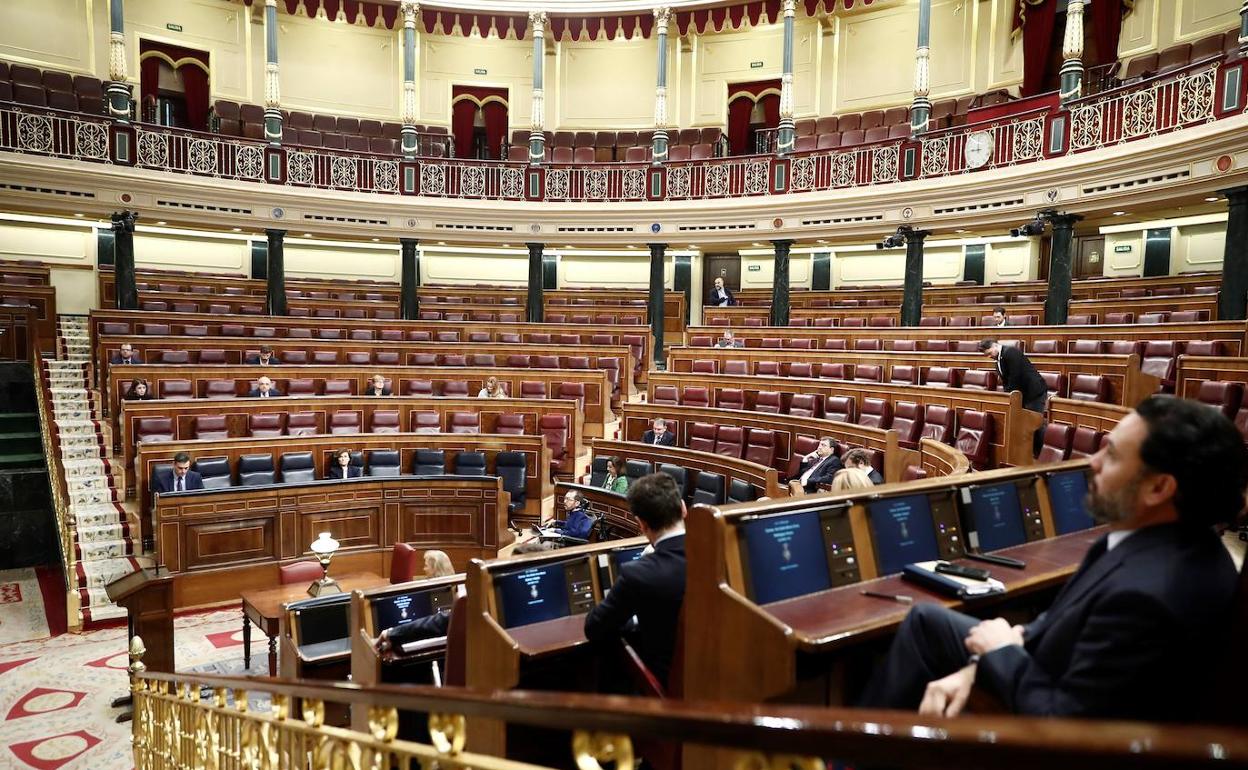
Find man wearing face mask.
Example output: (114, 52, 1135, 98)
(860, 395, 1245, 723)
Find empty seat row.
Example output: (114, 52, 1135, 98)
(136, 299, 397, 319)
(1120, 30, 1240, 82)
(1, 62, 105, 114)
(138, 350, 616, 374)
(1036, 424, 1109, 463)
(1194, 380, 1248, 448)
(134, 377, 588, 402)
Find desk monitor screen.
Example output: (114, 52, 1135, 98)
(964, 482, 1028, 553)
(738, 506, 858, 605)
(293, 598, 350, 646)
(494, 558, 595, 629)
(867, 494, 941, 576)
(1047, 469, 1095, 534)
(372, 588, 452, 634)
(608, 545, 646, 582)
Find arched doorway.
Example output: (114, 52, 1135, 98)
(451, 86, 509, 160)
(726, 79, 780, 155)
(138, 40, 211, 131)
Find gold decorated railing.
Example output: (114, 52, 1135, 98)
(130, 641, 1248, 770)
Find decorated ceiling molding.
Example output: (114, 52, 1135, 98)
(238, 0, 876, 40)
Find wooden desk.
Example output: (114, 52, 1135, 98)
(241, 572, 388, 676)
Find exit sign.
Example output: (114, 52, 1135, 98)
(166, 23, 183, 32)
(747, 265, 762, 271)
(473, 68, 488, 75)
(1113, 244, 1133, 253)
(750, 61, 764, 69)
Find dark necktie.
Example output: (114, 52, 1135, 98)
(175, 476, 183, 492)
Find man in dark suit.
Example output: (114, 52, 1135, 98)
(706, 276, 735, 307)
(641, 418, 676, 446)
(365, 374, 392, 396)
(151, 452, 204, 494)
(788, 437, 843, 495)
(990, 306, 1008, 327)
(979, 338, 1047, 413)
(244, 345, 279, 365)
(585, 472, 686, 685)
(861, 396, 1245, 722)
(246, 376, 283, 398)
(109, 342, 144, 365)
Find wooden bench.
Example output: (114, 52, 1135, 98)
(121, 290, 400, 319)
(646, 371, 1042, 468)
(99, 268, 401, 304)
(419, 286, 687, 335)
(1175, 355, 1248, 400)
(0, 260, 52, 284)
(0, 305, 38, 361)
(1047, 396, 1131, 434)
(920, 437, 971, 477)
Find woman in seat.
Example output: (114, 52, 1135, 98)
(601, 456, 628, 494)
(375, 550, 458, 655)
(327, 448, 361, 480)
(477, 375, 508, 399)
(124, 378, 153, 401)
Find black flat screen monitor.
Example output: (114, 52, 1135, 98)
(608, 545, 646, 579)
(371, 590, 436, 634)
(1046, 469, 1095, 534)
(966, 482, 1028, 552)
(739, 509, 831, 604)
(493, 558, 594, 629)
(867, 494, 941, 575)
(293, 597, 350, 646)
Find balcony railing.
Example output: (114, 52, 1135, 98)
(0, 58, 1240, 204)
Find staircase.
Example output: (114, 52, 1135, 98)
(43, 315, 150, 627)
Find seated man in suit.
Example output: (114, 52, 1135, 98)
(788, 437, 843, 495)
(641, 418, 676, 446)
(706, 276, 735, 307)
(246, 376, 283, 398)
(842, 447, 883, 485)
(861, 396, 1246, 722)
(542, 490, 595, 542)
(151, 451, 204, 494)
(714, 329, 744, 348)
(244, 345, 280, 365)
(109, 342, 144, 365)
(365, 374, 391, 396)
(990, 306, 1008, 328)
(585, 472, 686, 686)
(327, 448, 362, 480)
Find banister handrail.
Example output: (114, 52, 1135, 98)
(133, 670, 1248, 769)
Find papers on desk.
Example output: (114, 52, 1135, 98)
(901, 560, 1006, 599)
(399, 635, 447, 655)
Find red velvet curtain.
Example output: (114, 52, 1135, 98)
(1019, 0, 1058, 96)
(139, 56, 161, 106)
(451, 85, 509, 159)
(727, 79, 781, 154)
(451, 99, 477, 159)
(482, 100, 508, 160)
(138, 41, 211, 130)
(727, 97, 754, 155)
(1090, 0, 1125, 67)
(180, 64, 209, 131)
(759, 93, 780, 127)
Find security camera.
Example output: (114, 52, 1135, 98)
(879, 233, 906, 249)
(1010, 218, 1046, 237)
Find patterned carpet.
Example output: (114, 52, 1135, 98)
(0, 571, 257, 770)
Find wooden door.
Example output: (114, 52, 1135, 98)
(1074, 236, 1104, 279)
(704, 255, 741, 294)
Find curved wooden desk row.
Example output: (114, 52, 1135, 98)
(98, 335, 637, 400)
(107, 364, 612, 437)
(554, 482, 639, 540)
(920, 436, 972, 477)
(704, 294, 1219, 326)
(727, 272, 1220, 307)
(617, 403, 909, 483)
(99, 270, 401, 304)
(87, 309, 655, 380)
(1047, 396, 1132, 435)
(0, 305, 38, 361)
(415, 301, 680, 336)
(646, 372, 1041, 468)
(591, 438, 786, 500)
(136, 432, 551, 527)
(667, 347, 1156, 407)
(0, 260, 52, 283)
(417, 286, 687, 328)
(125, 290, 401, 318)
(0, 284, 56, 341)
(1175, 355, 1248, 400)
(682, 460, 1101, 712)
(117, 395, 584, 481)
(150, 474, 510, 608)
(685, 319, 1248, 354)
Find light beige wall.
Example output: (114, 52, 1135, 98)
(1172, 221, 1227, 273)
(0, 0, 96, 75)
(832, 243, 964, 287)
(985, 239, 1038, 283)
(1119, 0, 1239, 61)
(419, 33, 531, 129)
(0, 218, 97, 314)
(691, 19, 817, 125)
(133, 229, 249, 276)
(1101, 215, 1228, 277)
(1102, 231, 1145, 277)
(739, 252, 813, 289)
(421, 250, 529, 285)
(277, 11, 399, 119)
(556, 37, 665, 129)
(284, 241, 399, 281)
(561, 252, 673, 288)
(125, 0, 254, 103)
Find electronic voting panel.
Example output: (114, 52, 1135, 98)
(866, 491, 962, 576)
(493, 556, 596, 629)
(737, 503, 859, 605)
(958, 478, 1045, 552)
(1045, 468, 1095, 535)
(371, 586, 458, 635)
(601, 544, 646, 585)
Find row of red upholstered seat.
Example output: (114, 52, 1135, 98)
(135, 281, 386, 301)
(1036, 424, 1109, 463)
(507, 128, 724, 164)
(0, 62, 105, 114)
(145, 349, 603, 369)
(1120, 29, 1240, 81)
(715, 310, 1214, 328)
(142, 376, 589, 403)
(0, 273, 46, 286)
(1194, 380, 1248, 447)
(212, 99, 449, 155)
(136, 299, 398, 318)
(728, 283, 1218, 309)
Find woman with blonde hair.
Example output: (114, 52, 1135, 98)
(829, 467, 874, 492)
(376, 549, 458, 655)
(423, 549, 455, 577)
(477, 376, 508, 399)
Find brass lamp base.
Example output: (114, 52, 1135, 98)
(307, 577, 342, 597)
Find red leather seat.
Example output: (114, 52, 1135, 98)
(412, 411, 440, 433)
(1031, 340, 1061, 354)
(787, 435, 821, 480)
(921, 405, 955, 444)
(825, 396, 855, 423)
(288, 378, 317, 395)
(390, 542, 419, 584)
(853, 339, 881, 351)
(853, 364, 882, 383)
(329, 411, 361, 434)
(1040, 371, 1068, 398)
(682, 386, 710, 407)
(691, 359, 717, 374)
(717, 389, 745, 410)
(556, 382, 584, 409)
(283, 351, 310, 365)
(1197, 380, 1245, 420)
(1070, 374, 1111, 402)
(923, 340, 950, 352)
(858, 398, 892, 429)
(756, 391, 782, 413)
(1138, 312, 1169, 324)
(204, 379, 236, 399)
(889, 366, 918, 385)
(788, 362, 814, 378)
(370, 411, 401, 433)
(375, 351, 400, 365)
(962, 369, 998, 391)
(248, 413, 286, 438)
(193, 416, 228, 440)
(1037, 424, 1074, 463)
(495, 414, 526, 435)
(1183, 340, 1225, 357)
(1104, 312, 1133, 324)
(822, 339, 847, 350)
(786, 338, 812, 350)
(1070, 339, 1101, 355)
(160, 350, 190, 364)
(441, 354, 468, 367)
(449, 412, 480, 434)
(714, 426, 745, 458)
(788, 395, 819, 418)
(920, 317, 944, 327)
(135, 417, 176, 444)
(744, 429, 776, 467)
(323, 379, 352, 396)
(902, 465, 929, 481)
(925, 367, 961, 388)
(1069, 426, 1104, 459)
(280, 561, 323, 585)
(406, 379, 434, 396)
(539, 414, 570, 471)
(688, 422, 716, 453)
(159, 379, 193, 399)
(533, 355, 559, 369)
(441, 380, 470, 397)
(287, 413, 317, 436)
(892, 402, 924, 448)
(723, 360, 748, 375)
(312, 350, 339, 364)
(955, 410, 995, 470)
(1068, 314, 1095, 325)
(652, 385, 679, 405)
(520, 381, 547, 399)
(1141, 341, 1179, 391)
(953, 341, 980, 353)
(889, 340, 917, 352)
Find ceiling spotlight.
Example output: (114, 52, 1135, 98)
(954, 229, 967, 234)
(73, 213, 84, 218)
(1009, 214, 1047, 238)
(303, 233, 313, 237)
(436, 241, 446, 246)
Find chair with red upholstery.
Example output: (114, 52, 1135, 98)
(556, 382, 585, 409)
(204, 379, 237, 399)
(891, 402, 924, 448)
(369, 411, 401, 433)
(1197, 380, 1245, 420)
(744, 429, 776, 467)
(889, 340, 918, 352)
(818, 363, 846, 380)
(412, 411, 440, 433)
(921, 405, 956, 444)
(1138, 312, 1169, 324)
(652, 386, 679, 405)
(853, 339, 881, 351)
(788, 362, 814, 378)
(717, 388, 745, 410)
(323, 379, 353, 396)
(449, 412, 480, 434)
(539, 414, 570, 473)
(714, 427, 746, 458)
(822, 339, 847, 350)
(1031, 340, 1061, 354)
(1169, 310, 1209, 322)
(1069, 374, 1111, 402)
(440, 354, 468, 367)
(533, 355, 559, 369)
(282, 413, 314, 436)
(134, 417, 176, 445)
(1068, 314, 1095, 325)
(279, 561, 324, 585)
(1141, 341, 1179, 392)
(441, 380, 470, 397)
(1037, 424, 1074, 463)
(889, 366, 918, 385)
(825, 396, 855, 423)
(1183, 340, 1225, 357)
(842, 317, 866, 328)
(282, 351, 310, 365)
(786, 338, 812, 350)
(390, 542, 420, 584)
(858, 398, 892, 429)
(687, 422, 717, 453)
(786, 435, 821, 480)
(962, 369, 999, 391)
(955, 410, 995, 470)
(160, 350, 190, 364)
(506, 355, 531, 369)
(406, 379, 434, 396)
(853, 365, 882, 383)
(1070, 339, 1101, 355)
(159, 379, 194, 399)
(329, 411, 361, 435)
(248, 413, 286, 438)
(495, 414, 526, 435)
(691, 359, 718, 374)
(756, 391, 782, 413)
(724, 360, 748, 375)
(921, 339, 949, 352)
(925, 367, 961, 388)
(1104, 312, 1133, 324)
(312, 350, 339, 364)
(760, 336, 782, 347)
(755, 361, 781, 377)
(1069, 426, 1104, 459)
(682, 386, 710, 407)
(953, 340, 980, 353)
(193, 416, 229, 440)
(520, 381, 547, 399)
(1040, 371, 1068, 398)
(788, 394, 819, 418)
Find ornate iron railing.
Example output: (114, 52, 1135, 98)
(0, 57, 1239, 204)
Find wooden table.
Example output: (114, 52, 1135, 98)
(240, 572, 389, 676)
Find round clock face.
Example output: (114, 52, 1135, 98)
(964, 131, 994, 169)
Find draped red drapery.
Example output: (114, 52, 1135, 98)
(727, 79, 780, 155)
(1014, 0, 1129, 95)
(451, 85, 509, 160)
(138, 40, 211, 130)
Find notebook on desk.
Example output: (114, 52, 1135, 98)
(902, 561, 1006, 599)
(399, 635, 447, 655)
